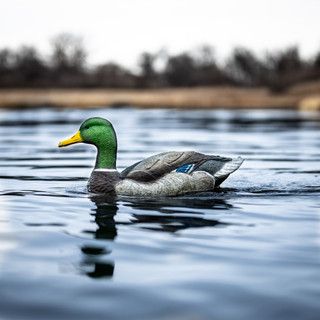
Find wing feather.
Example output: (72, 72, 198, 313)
(121, 151, 235, 182)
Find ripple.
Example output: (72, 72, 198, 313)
(24, 222, 66, 227)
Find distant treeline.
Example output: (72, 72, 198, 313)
(1, 33, 320, 92)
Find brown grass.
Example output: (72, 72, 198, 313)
(0, 81, 319, 110)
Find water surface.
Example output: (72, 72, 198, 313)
(0, 107, 319, 320)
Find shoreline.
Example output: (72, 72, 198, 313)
(0, 82, 319, 110)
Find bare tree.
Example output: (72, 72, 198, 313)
(164, 53, 197, 86)
(226, 47, 266, 86)
(51, 33, 87, 73)
(93, 62, 136, 88)
(14, 46, 47, 86)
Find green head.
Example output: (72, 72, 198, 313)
(58, 117, 117, 169)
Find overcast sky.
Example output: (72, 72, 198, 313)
(0, 0, 319, 67)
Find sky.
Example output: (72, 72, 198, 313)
(0, 0, 319, 68)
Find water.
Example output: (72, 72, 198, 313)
(0, 107, 319, 320)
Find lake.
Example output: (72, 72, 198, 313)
(0, 107, 319, 320)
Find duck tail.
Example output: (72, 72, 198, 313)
(214, 156, 244, 180)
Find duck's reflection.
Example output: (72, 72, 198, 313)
(80, 195, 118, 279)
(124, 194, 234, 233)
(93, 200, 118, 240)
(80, 193, 234, 279)
(80, 259, 115, 279)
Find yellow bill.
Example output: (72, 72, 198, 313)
(58, 131, 83, 147)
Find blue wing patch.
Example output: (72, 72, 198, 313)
(176, 163, 194, 173)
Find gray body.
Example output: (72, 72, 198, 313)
(88, 151, 244, 197)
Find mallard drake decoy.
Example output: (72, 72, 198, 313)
(58, 117, 243, 197)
